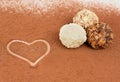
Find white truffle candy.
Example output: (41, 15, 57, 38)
(73, 9, 99, 29)
(59, 23, 87, 48)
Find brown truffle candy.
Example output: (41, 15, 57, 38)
(86, 22, 113, 49)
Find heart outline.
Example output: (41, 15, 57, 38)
(7, 39, 50, 67)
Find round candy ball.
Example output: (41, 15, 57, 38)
(86, 22, 114, 49)
(73, 9, 99, 29)
(59, 23, 87, 48)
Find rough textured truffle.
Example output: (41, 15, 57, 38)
(59, 23, 87, 48)
(73, 9, 99, 29)
(86, 22, 114, 49)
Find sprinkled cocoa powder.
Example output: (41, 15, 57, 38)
(0, 0, 120, 14)
(0, 0, 119, 82)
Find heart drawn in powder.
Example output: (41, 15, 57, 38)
(6, 40, 50, 67)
